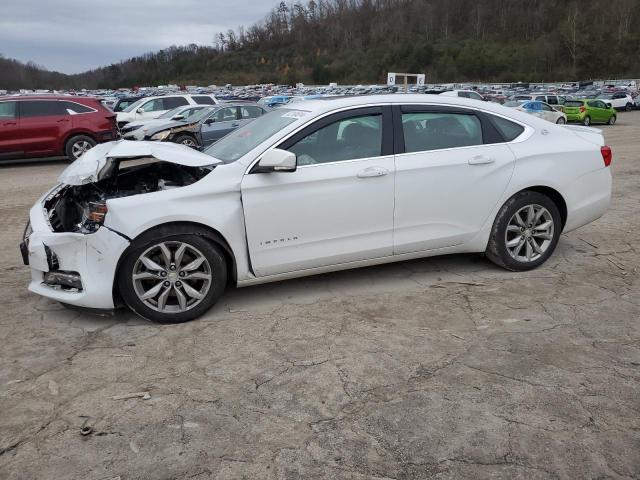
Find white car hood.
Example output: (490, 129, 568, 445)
(58, 140, 221, 185)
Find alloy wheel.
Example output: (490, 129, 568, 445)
(132, 241, 212, 313)
(72, 140, 93, 159)
(181, 138, 197, 147)
(504, 204, 555, 263)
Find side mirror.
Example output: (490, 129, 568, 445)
(606, 103, 612, 109)
(136, 107, 144, 114)
(172, 114, 185, 120)
(253, 149, 297, 173)
(204, 118, 215, 125)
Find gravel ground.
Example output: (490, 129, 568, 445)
(1, 114, 639, 480)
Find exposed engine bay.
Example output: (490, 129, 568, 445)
(44, 158, 214, 233)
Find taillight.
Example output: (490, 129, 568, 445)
(579, 106, 586, 113)
(601, 146, 612, 167)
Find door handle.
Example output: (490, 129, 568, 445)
(57, 119, 70, 123)
(2, 122, 17, 126)
(232, 122, 240, 127)
(357, 166, 389, 178)
(468, 155, 495, 165)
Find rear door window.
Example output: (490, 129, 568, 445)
(162, 97, 189, 109)
(19, 100, 65, 117)
(0, 101, 17, 118)
(401, 112, 483, 153)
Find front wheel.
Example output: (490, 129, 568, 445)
(556, 117, 566, 124)
(625, 103, 633, 112)
(173, 134, 200, 149)
(608, 115, 617, 125)
(582, 116, 591, 126)
(118, 234, 227, 323)
(485, 191, 562, 271)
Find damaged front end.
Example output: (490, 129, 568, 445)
(44, 157, 214, 234)
(24, 140, 220, 309)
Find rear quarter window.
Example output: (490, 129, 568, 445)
(61, 101, 95, 114)
(487, 115, 525, 142)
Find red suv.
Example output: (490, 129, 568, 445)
(0, 96, 118, 161)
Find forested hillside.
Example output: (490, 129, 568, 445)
(2, 0, 640, 90)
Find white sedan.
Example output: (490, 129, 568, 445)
(22, 95, 612, 323)
(504, 100, 567, 124)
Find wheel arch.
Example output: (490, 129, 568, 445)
(112, 221, 238, 306)
(62, 131, 98, 154)
(517, 185, 567, 229)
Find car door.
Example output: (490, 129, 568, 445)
(595, 100, 611, 122)
(539, 102, 556, 122)
(135, 98, 165, 121)
(200, 107, 240, 146)
(524, 101, 543, 119)
(0, 100, 21, 158)
(393, 105, 517, 254)
(240, 106, 395, 277)
(18, 100, 68, 156)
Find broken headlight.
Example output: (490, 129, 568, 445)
(80, 201, 108, 233)
(150, 130, 171, 141)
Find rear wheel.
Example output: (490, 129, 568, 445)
(173, 134, 199, 148)
(625, 103, 633, 112)
(582, 116, 591, 126)
(556, 117, 566, 124)
(608, 115, 617, 125)
(485, 191, 562, 271)
(118, 234, 227, 323)
(65, 135, 96, 161)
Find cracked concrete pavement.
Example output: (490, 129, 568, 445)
(1, 113, 639, 479)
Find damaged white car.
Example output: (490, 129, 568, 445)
(22, 95, 612, 323)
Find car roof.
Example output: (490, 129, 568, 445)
(282, 94, 553, 130)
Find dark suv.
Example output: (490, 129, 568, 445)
(0, 96, 118, 161)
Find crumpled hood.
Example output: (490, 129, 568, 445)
(58, 140, 221, 185)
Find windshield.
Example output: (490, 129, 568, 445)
(204, 109, 305, 163)
(159, 106, 185, 119)
(564, 101, 584, 107)
(186, 107, 214, 122)
(122, 98, 146, 113)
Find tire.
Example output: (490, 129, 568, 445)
(608, 115, 617, 125)
(118, 234, 227, 323)
(485, 191, 562, 272)
(625, 103, 633, 112)
(173, 134, 199, 148)
(582, 116, 591, 126)
(556, 117, 566, 124)
(65, 135, 96, 161)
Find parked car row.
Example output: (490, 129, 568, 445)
(1, 77, 636, 162)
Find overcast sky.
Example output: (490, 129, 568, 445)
(0, 0, 278, 74)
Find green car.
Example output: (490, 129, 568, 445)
(563, 99, 617, 126)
